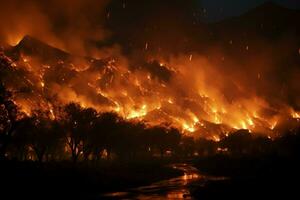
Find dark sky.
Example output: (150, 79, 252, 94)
(201, 0, 300, 21)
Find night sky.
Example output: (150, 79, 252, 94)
(201, 0, 300, 21)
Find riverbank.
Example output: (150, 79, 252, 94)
(0, 159, 183, 199)
(101, 163, 203, 199)
(190, 154, 300, 199)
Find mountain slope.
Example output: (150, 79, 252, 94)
(7, 35, 70, 63)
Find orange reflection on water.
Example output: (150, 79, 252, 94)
(182, 173, 199, 181)
(167, 189, 191, 199)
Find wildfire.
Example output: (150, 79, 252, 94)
(126, 105, 148, 119)
(1, 35, 300, 140)
(183, 123, 196, 133)
(212, 135, 221, 142)
(168, 98, 174, 104)
(246, 116, 254, 126)
(270, 120, 278, 130)
(291, 110, 300, 119)
(49, 109, 55, 120)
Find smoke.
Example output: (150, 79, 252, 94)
(0, 0, 111, 54)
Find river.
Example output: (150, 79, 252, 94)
(100, 163, 227, 199)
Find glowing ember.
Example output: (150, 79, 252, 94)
(270, 120, 278, 130)
(183, 123, 196, 133)
(127, 105, 148, 119)
(291, 111, 300, 119)
(49, 109, 55, 120)
(212, 135, 221, 142)
(1, 32, 300, 140)
(168, 98, 174, 104)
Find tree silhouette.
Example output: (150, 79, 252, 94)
(180, 136, 195, 157)
(15, 112, 62, 163)
(165, 127, 181, 155)
(94, 112, 122, 159)
(145, 126, 181, 157)
(195, 138, 217, 156)
(11, 116, 34, 160)
(145, 126, 166, 157)
(113, 120, 146, 159)
(0, 82, 19, 160)
(63, 103, 97, 163)
(221, 129, 252, 155)
(276, 128, 300, 157)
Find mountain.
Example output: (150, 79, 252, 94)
(209, 2, 300, 40)
(6, 35, 70, 63)
(194, 2, 300, 71)
(103, 1, 300, 57)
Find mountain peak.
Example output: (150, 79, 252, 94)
(215, 0, 300, 27)
(247, 1, 289, 15)
(14, 35, 69, 61)
(260, 1, 281, 8)
(18, 35, 36, 44)
(17, 35, 55, 51)
(259, 1, 286, 9)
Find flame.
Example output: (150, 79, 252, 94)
(168, 98, 174, 104)
(126, 104, 148, 119)
(49, 109, 55, 120)
(246, 116, 254, 126)
(212, 135, 220, 142)
(183, 123, 196, 133)
(270, 120, 278, 130)
(1, 39, 300, 140)
(6, 34, 24, 46)
(291, 110, 300, 119)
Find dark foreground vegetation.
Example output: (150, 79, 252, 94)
(191, 129, 300, 200)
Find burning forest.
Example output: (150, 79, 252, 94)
(1, 0, 300, 199)
(1, 34, 300, 140)
(0, 0, 300, 140)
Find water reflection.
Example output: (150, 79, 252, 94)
(101, 163, 226, 199)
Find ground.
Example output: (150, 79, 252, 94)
(0, 159, 182, 199)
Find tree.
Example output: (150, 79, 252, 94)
(32, 118, 62, 162)
(15, 112, 62, 163)
(113, 120, 146, 159)
(145, 126, 167, 157)
(195, 138, 217, 156)
(275, 128, 300, 157)
(94, 112, 122, 159)
(145, 126, 181, 157)
(63, 103, 97, 163)
(180, 136, 195, 157)
(165, 127, 181, 154)
(0, 82, 19, 160)
(220, 129, 252, 155)
(11, 117, 34, 160)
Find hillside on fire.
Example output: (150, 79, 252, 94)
(0, 1, 300, 200)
